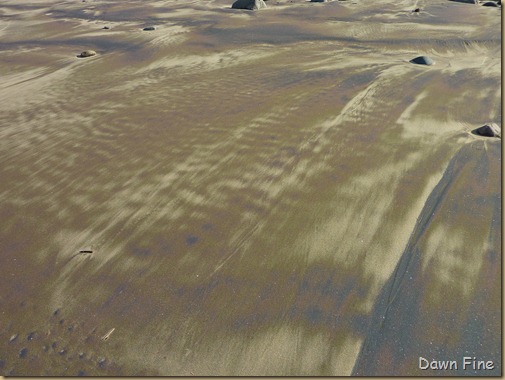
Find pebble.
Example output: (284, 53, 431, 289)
(19, 348, 28, 358)
(9, 334, 18, 343)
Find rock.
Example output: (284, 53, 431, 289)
(413, 7, 420, 12)
(19, 348, 28, 358)
(143, 26, 156, 31)
(9, 334, 18, 343)
(409, 56, 435, 65)
(98, 357, 106, 368)
(472, 123, 501, 137)
(231, 0, 267, 10)
(79, 50, 96, 58)
(102, 26, 110, 30)
(482, 1, 498, 5)
(449, 0, 478, 3)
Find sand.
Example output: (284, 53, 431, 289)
(0, 0, 501, 376)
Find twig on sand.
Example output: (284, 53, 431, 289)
(101, 328, 115, 341)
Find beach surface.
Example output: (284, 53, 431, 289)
(0, 0, 501, 376)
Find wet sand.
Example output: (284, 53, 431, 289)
(0, 0, 501, 376)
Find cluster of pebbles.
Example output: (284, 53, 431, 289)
(2, 308, 117, 376)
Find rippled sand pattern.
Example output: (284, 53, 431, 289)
(0, 0, 501, 376)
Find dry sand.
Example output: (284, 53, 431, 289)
(0, 0, 501, 376)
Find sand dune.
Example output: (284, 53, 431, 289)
(0, 0, 501, 376)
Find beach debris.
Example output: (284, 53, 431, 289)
(409, 56, 435, 65)
(79, 249, 93, 254)
(472, 123, 501, 137)
(231, 0, 267, 10)
(9, 334, 18, 343)
(143, 26, 156, 31)
(311, 0, 328, 2)
(101, 328, 115, 341)
(79, 50, 96, 58)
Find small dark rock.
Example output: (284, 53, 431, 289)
(143, 26, 156, 31)
(27, 332, 36, 341)
(51, 342, 58, 349)
(102, 26, 110, 29)
(19, 348, 28, 358)
(98, 357, 106, 368)
(53, 309, 61, 316)
(231, 0, 267, 9)
(79, 352, 85, 359)
(59, 349, 67, 356)
(472, 123, 501, 137)
(409, 56, 435, 65)
(482, 1, 498, 6)
(79, 50, 96, 58)
(413, 7, 420, 12)
(59, 319, 65, 325)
